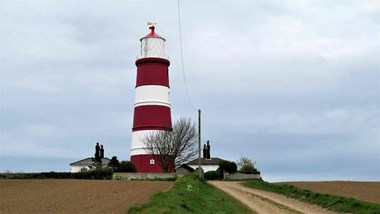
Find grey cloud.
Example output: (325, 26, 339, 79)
(1, 0, 379, 181)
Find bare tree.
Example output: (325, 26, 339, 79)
(143, 118, 197, 172)
(237, 157, 259, 174)
(237, 157, 255, 168)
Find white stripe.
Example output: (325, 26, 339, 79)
(130, 147, 149, 155)
(135, 85, 170, 107)
(131, 130, 158, 155)
(134, 100, 170, 108)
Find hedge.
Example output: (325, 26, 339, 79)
(0, 168, 113, 180)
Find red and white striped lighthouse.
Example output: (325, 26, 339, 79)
(130, 25, 172, 172)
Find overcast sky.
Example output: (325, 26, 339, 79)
(1, 0, 379, 181)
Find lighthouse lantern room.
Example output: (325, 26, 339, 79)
(130, 25, 172, 172)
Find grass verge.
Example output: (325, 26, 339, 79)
(243, 179, 380, 214)
(128, 174, 252, 214)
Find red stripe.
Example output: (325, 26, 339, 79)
(131, 154, 163, 173)
(136, 57, 170, 66)
(133, 105, 172, 131)
(136, 58, 170, 87)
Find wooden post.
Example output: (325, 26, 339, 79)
(198, 109, 201, 178)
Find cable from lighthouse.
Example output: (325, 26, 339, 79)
(177, 0, 197, 111)
(178, 0, 203, 178)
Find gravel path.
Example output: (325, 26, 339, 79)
(209, 181, 337, 214)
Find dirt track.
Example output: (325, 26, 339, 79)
(0, 179, 173, 214)
(209, 181, 337, 214)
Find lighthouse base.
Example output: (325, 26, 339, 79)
(131, 154, 163, 173)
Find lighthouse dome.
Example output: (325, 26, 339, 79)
(138, 26, 167, 59)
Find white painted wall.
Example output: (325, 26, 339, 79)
(188, 164, 219, 173)
(70, 166, 90, 173)
(70, 165, 110, 173)
(131, 130, 151, 155)
(135, 85, 170, 108)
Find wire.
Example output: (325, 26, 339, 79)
(177, 0, 197, 111)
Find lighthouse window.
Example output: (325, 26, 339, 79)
(150, 159, 155, 165)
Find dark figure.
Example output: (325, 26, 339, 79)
(203, 144, 207, 159)
(206, 140, 211, 159)
(100, 145, 104, 159)
(95, 142, 101, 162)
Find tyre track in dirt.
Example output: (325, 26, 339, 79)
(209, 181, 337, 214)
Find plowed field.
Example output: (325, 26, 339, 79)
(277, 181, 380, 204)
(0, 179, 173, 214)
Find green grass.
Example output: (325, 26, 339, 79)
(128, 174, 252, 214)
(243, 179, 380, 214)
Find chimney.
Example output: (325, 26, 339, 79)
(100, 145, 104, 159)
(95, 142, 100, 159)
(203, 144, 207, 159)
(206, 140, 211, 159)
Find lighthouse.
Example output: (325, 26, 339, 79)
(130, 25, 172, 172)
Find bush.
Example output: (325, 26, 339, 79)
(119, 161, 137, 172)
(237, 157, 260, 174)
(108, 156, 121, 172)
(240, 165, 260, 174)
(78, 167, 113, 180)
(204, 170, 220, 180)
(218, 160, 237, 174)
(0, 172, 72, 179)
(0, 168, 113, 180)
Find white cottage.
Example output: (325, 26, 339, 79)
(185, 157, 225, 173)
(70, 157, 111, 173)
(69, 143, 110, 172)
(180, 140, 224, 173)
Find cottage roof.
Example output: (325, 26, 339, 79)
(176, 164, 195, 172)
(70, 157, 110, 166)
(186, 157, 225, 166)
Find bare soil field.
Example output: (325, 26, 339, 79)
(277, 181, 380, 204)
(0, 179, 173, 214)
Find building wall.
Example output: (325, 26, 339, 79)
(131, 56, 172, 173)
(70, 166, 89, 173)
(188, 164, 219, 173)
(113, 172, 177, 180)
(70, 165, 109, 173)
(228, 172, 261, 180)
(176, 167, 192, 174)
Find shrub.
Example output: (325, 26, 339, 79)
(204, 170, 220, 180)
(218, 160, 237, 174)
(0, 168, 113, 180)
(81, 167, 113, 180)
(119, 161, 137, 172)
(108, 156, 121, 172)
(240, 165, 260, 174)
(237, 157, 260, 174)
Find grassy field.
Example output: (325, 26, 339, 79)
(128, 174, 252, 214)
(243, 179, 380, 214)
